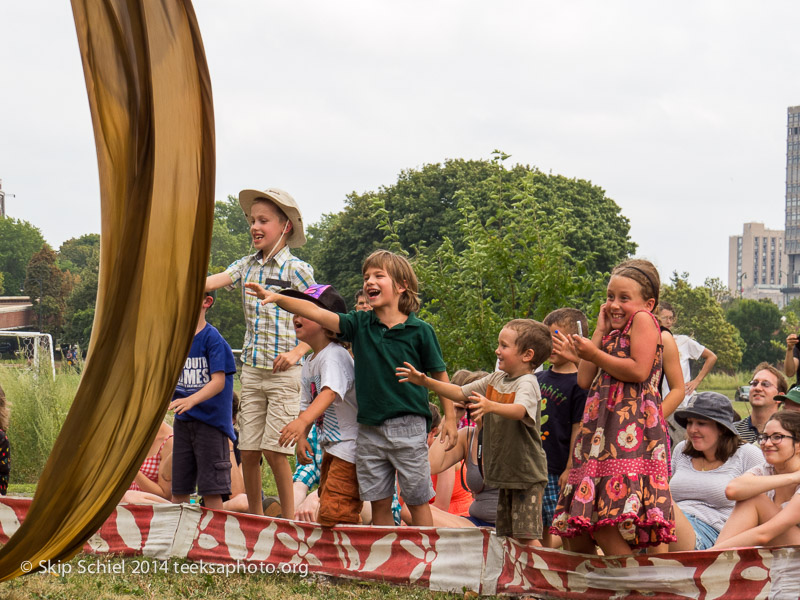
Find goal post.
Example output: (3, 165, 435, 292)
(0, 331, 56, 379)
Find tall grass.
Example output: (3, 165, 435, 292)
(0, 368, 77, 484)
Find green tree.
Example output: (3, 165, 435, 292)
(0, 216, 46, 294)
(24, 245, 73, 337)
(58, 234, 100, 273)
(412, 178, 604, 371)
(724, 298, 784, 371)
(208, 196, 252, 349)
(297, 156, 636, 304)
(661, 274, 744, 372)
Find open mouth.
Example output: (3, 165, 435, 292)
(366, 289, 380, 299)
(293, 319, 303, 330)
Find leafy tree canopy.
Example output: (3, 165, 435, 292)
(208, 196, 251, 349)
(296, 155, 636, 304)
(0, 216, 45, 295)
(724, 298, 784, 371)
(25, 245, 73, 337)
(58, 234, 100, 274)
(661, 273, 744, 372)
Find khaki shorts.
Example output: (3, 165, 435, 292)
(318, 452, 362, 527)
(239, 364, 301, 454)
(496, 482, 545, 540)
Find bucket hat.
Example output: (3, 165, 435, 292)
(674, 391, 739, 437)
(238, 187, 306, 248)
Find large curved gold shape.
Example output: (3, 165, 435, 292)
(0, 0, 214, 580)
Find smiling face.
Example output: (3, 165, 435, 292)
(292, 315, 327, 349)
(249, 200, 290, 254)
(496, 327, 534, 377)
(605, 275, 654, 330)
(363, 266, 404, 311)
(760, 419, 800, 466)
(686, 417, 722, 455)
(749, 368, 780, 409)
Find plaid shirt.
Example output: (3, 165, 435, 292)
(225, 246, 315, 369)
(292, 424, 323, 488)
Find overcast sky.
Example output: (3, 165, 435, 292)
(2, 1, 799, 287)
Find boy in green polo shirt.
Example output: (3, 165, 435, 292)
(246, 250, 458, 526)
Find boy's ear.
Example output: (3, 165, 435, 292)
(283, 220, 293, 234)
(395, 279, 408, 294)
(522, 348, 535, 364)
(203, 295, 215, 309)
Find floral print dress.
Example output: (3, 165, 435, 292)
(550, 310, 675, 547)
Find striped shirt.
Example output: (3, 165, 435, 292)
(224, 246, 315, 369)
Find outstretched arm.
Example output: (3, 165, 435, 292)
(396, 363, 468, 404)
(244, 283, 341, 332)
(206, 272, 233, 292)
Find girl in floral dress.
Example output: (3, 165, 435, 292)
(550, 259, 675, 555)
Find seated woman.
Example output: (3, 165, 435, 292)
(713, 411, 800, 549)
(427, 416, 498, 528)
(669, 392, 764, 551)
(121, 421, 174, 503)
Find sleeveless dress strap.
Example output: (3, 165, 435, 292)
(621, 309, 660, 336)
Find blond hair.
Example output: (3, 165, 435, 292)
(362, 250, 420, 314)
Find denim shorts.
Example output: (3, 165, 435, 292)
(686, 512, 720, 550)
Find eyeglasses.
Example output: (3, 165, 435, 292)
(756, 433, 797, 445)
(749, 380, 775, 389)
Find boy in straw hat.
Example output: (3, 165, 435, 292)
(207, 188, 316, 516)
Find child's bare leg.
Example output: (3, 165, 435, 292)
(542, 531, 562, 549)
(172, 493, 190, 505)
(203, 494, 223, 510)
(407, 502, 433, 527)
(370, 497, 395, 526)
(564, 533, 597, 554)
(593, 525, 632, 556)
(241, 450, 264, 515)
(263, 449, 294, 517)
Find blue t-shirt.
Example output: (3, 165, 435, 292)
(174, 323, 237, 441)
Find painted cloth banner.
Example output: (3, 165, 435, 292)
(0, 0, 214, 580)
(0, 498, 797, 598)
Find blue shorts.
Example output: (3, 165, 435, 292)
(466, 515, 495, 528)
(686, 512, 720, 550)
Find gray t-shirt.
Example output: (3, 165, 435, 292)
(670, 441, 764, 531)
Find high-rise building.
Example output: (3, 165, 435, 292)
(728, 222, 787, 306)
(784, 105, 800, 295)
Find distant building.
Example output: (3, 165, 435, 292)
(728, 222, 787, 307)
(784, 105, 800, 298)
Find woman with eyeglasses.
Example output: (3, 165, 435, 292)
(668, 392, 763, 551)
(732, 363, 787, 444)
(712, 411, 800, 549)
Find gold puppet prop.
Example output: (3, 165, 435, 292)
(0, 0, 215, 580)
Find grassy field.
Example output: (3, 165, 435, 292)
(1, 555, 463, 600)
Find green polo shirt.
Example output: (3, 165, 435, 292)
(338, 310, 446, 430)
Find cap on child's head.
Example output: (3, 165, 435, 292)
(238, 187, 306, 248)
(279, 284, 347, 314)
